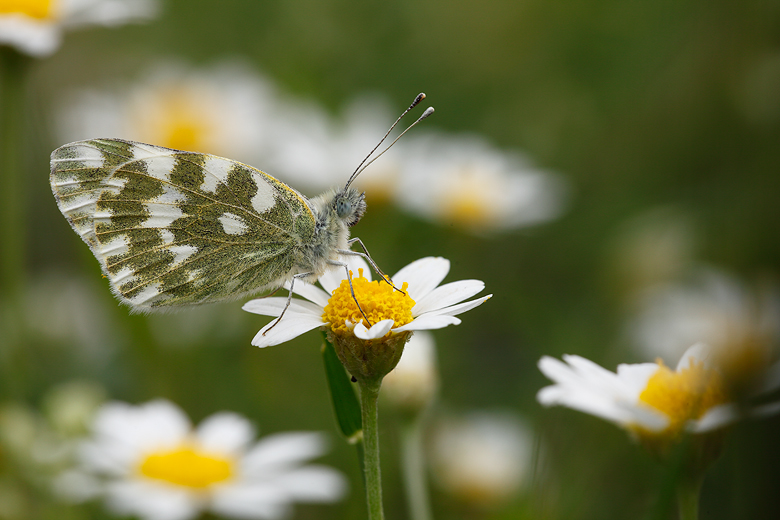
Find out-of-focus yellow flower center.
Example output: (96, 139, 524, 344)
(438, 170, 497, 228)
(323, 269, 415, 336)
(133, 86, 212, 153)
(360, 166, 399, 206)
(639, 360, 728, 435)
(139, 445, 233, 488)
(0, 0, 54, 19)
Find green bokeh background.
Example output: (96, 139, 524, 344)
(3, 0, 780, 519)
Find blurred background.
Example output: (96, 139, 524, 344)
(2, 0, 780, 519)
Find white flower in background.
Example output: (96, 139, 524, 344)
(330, 96, 405, 203)
(429, 411, 533, 507)
(262, 95, 404, 199)
(57, 62, 275, 166)
(258, 96, 340, 194)
(396, 133, 568, 234)
(0, 0, 158, 57)
(242, 255, 491, 348)
(537, 343, 780, 448)
(629, 269, 780, 391)
(56, 400, 346, 520)
(382, 331, 439, 413)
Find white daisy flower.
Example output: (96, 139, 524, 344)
(326, 96, 406, 203)
(261, 94, 404, 200)
(56, 62, 275, 167)
(537, 343, 780, 445)
(429, 411, 533, 507)
(257, 96, 340, 194)
(629, 269, 780, 392)
(395, 133, 568, 234)
(242, 255, 491, 349)
(0, 0, 158, 57)
(55, 400, 346, 520)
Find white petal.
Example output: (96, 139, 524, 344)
(536, 383, 629, 425)
(251, 314, 325, 348)
(565, 356, 658, 411)
(288, 281, 331, 308)
(242, 297, 323, 318)
(271, 465, 347, 502)
(688, 404, 739, 433)
(196, 412, 255, 456)
(242, 432, 327, 475)
(394, 314, 461, 332)
(675, 342, 715, 372)
(562, 356, 648, 400)
(92, 400, 190, 451)
(412, 280, 485, 315)
(105, 479, 201, 520)
(415, 294, 492, 319)
(618, 402, 670, 431)
(77, 439, 135, 476)
(61, 0, 160, 28)
(537, 356, 668, 430)
(0, 18, 61, 57)
(319, 256, 371, 294)
(537, 356, 580, 388)
(392, 257, 450, 301)
(211, 483, 289, 520)
(354, 319, 394, 340)
(615, 363, 661, 400)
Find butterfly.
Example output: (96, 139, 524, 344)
(49, 93, 432, 329)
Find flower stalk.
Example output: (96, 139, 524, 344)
(359, 378, 384, 520)
(0, 47, 27, 303)
(676, 472, 704, 520)
(0, 47, 29, 400)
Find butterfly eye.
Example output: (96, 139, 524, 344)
(336, 200, 352, 218)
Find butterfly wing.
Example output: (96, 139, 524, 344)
(50, 138, 316, 310)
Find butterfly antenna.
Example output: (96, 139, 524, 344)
(352, 106, 434, 180)
(344, 92, 430, 190)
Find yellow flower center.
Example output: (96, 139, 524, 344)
(438, 169, 497, 228)
(131, 86, 213, 153)
(322, 269, 415, 336)
(0, 0, 54, 19)
(138, 445, 234, 489)
(638, 359, 728, 435)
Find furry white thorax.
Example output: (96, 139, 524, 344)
(296, 187, 366, 282)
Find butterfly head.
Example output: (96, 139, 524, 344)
(333, 187, 366, 228)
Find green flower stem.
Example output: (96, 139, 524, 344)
(676, 475, 703, 520)
(359, 379, 384, 520)
(0, 48, 27, 303)
(401, 416, 433, 520)
(0, 47, 30, 399)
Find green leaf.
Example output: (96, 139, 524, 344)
(321, 332, 362, 442)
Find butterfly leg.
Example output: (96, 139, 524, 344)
(339, 237, 406, 294)
(328, 259, 373, 328)
(262, 271, 314, 336)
